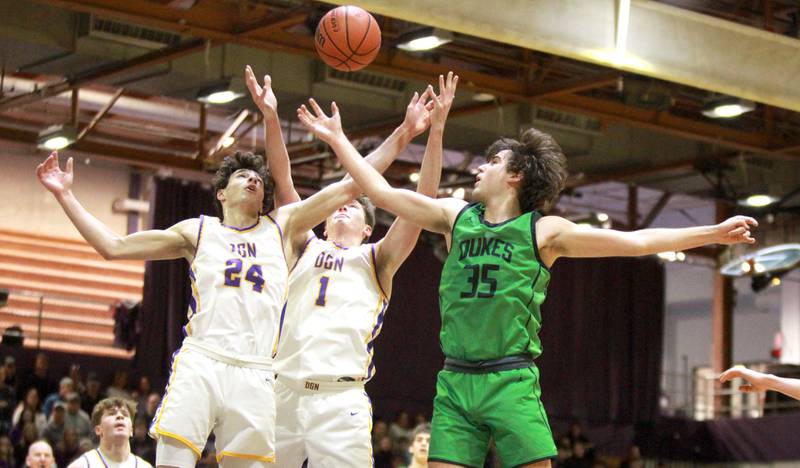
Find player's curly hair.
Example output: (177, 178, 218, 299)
(211, 151, 273, 221)
(485, 127, 567, 213)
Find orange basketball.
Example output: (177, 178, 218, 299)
(315, 5, 381, 72)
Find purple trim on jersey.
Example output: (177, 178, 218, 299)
(289, 235, 316, 273)
(370, 245, 389, 298)
(264, 213, 283, 241)
(365, 300, 388, 379)
(272, 302, 288, 358)
(192, 215, 205, 262)
(221, 217, 261, 232)
(188, 295, 197, 315)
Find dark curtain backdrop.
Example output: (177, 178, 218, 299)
(538, 257, 665, 425)
(134, 177, 215, 378)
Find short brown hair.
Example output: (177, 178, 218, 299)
(91, 398, 136, 427)
(485, 127, 567, 213)
(355, 195, 376, 229)
(411, 422, 431, 441)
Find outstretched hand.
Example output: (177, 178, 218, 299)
(719, 366, 770, 393)
(402, 88, 434, 138)
(36, 151, 73, 196)
(245, 65, 278, 116)
(430, 71, 458, 129)
(715, 215, 758, 245)
(297, 98, 343, 143)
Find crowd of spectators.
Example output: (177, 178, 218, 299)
(0, 352, 159, 468)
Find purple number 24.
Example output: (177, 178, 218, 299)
(224, 259, 265, 293)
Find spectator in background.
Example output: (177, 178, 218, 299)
(63, 394, 91, 441)
(22, 354, 54, 404)
(567, 421, 594, 463)
(135, 394, 159, 427)
(43, 378, 74, 419)
(13, 424, 38, 467)
(12, 389, 46, 434)
(55, 428, 80, 468)
(24, 440, 54, 468)
(80, 376, 101, 417)
(389, 411, 413, 447)
(130, 420, 154, 465)
(67, 398, 152, 468)
(372, 419, 388, 449)
(620, 445, 644, 468)
(373, 436, 394, 468)
(104, 372, 131, 401)
(0, 367, 16, 434)
(131, 377, 151, 421)
(41, 403, 67, 448)
(562, 441, 592, 468)
(401, 423, 430, 468)
(4, 357, 18, 400)
(67, 366, 84, 397)
(0, 435, 14, 468)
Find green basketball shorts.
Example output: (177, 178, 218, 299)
(429, 365, 557, 468)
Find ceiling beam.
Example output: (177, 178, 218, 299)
(76, 89, 123, 142)
(0, 38, 206, 113)
(0, 126, 202, 170)
(238, 12, 309, 37)
(639, 192, 673, 229)
(28, 0, 800, 165)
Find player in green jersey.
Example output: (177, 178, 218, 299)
(297, 97, 758, 468)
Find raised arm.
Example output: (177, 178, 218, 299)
(247, 65, 432, 209)
(36, 152, 196, 261)
(246, 65, 299, 208)
(299, 99, 464, 236)
(375, 73, 458, 279)
(537, 214, 757, 266)
(720, 366, 800, 401)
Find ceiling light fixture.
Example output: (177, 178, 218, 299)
(701, 97, 756, 119)
(197, 81, 243, 104)
(740, 194, 777, 207)
(37, 125, 78, 151)
(397, 28, 453, 52)
(720, 244, 800, 277)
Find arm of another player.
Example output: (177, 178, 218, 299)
(376, 73, 458, 278)
(720, 366, 800, 401)
(537, 214, 758, 266)
(36, 152, 197, 261)
(245, 65, 299, 208)
(301, 100, 464, 236)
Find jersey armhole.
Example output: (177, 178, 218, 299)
(289, 234, 316, 273)
(447, 202, 477, 252)
(370, 244, 390, 299)
(530, 211, 550, 272)
(191, 215, 206, 263)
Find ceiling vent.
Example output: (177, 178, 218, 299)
(531, 107, 602, 135)
(317, 66, 406, 96)
(78, 14, 182, 49)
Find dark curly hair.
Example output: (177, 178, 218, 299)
(211, 151, 273, 221)
(485, 127, 567, 213)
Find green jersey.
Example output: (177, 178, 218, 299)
(438, 203, 550, 361)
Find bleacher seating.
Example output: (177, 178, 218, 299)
(0, 229, 144, 358)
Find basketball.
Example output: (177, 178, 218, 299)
(315, 5, 381, 72)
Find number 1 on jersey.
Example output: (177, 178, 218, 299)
(315, 276, 330, 306)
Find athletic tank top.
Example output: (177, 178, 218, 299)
(186, 215, 287, 362)
(77, 448, 152, 468)
(438, 203, 549, 361)
(274, 237, 389, 382)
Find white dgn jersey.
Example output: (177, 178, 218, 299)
(274, 237, 388, 382)
(187, 215, 288, 362)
